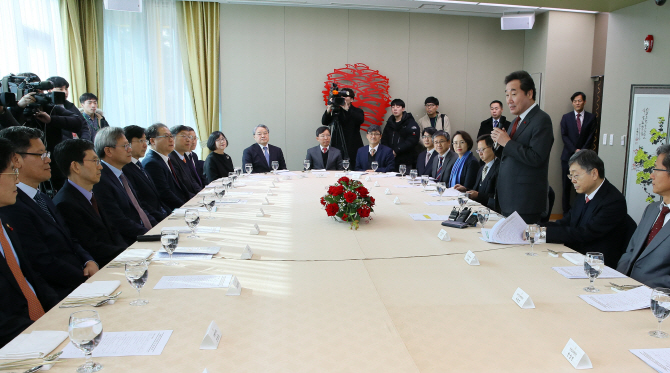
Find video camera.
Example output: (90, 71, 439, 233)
(1, 74, 65, 116)
(327, 83, 347, 108)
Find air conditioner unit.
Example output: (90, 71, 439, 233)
(501, 13, 535, 30)
(104, 0, 142, 12)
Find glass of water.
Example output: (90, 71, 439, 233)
(272, 161, 279, 174)
(650, 288, 670, 338)
(202, 195, 216, 219)
(160, 230, 179, 266)
(525, 224, 539, 256)
(214, 185, 226, 202)
(235, 167, 242, 178)
(342, 159, 350, 173)
(371, 161, 379, 173)
(458, 192, 469, 210)
(125, 260, 149, 305)
(245, 163, 253, 175)
(436, 182, 446, 201)
(478, 208, 490, 227)
(583, 252, 604, 292)
(409, 169, 418, 183)
(303, 159, 310, 172)
(399, 164, 406, 179)
(228, 172, 237, 188)
(184, 208, 200, 239)
(68, 310, 103, 373)
(420, 176, 429, 191)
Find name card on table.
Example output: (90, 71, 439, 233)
(374, 181, 380, 187)
(274, 177, 280, 182)
(385, 188, 392, 195)
(226, 276, 241, 296)
(270, 182, 276, 188)
(262, 197, 270, 205)
(240, 245, 253, 260)
(200, 321, 222, 350)
(562, 339, 592, 369)
(203, 370, 210, 373)
(250, 223, 260, 235)
(437, 229, 451, 241)
(512, 287, 535, 309)
(365, 176, 371, 182)
(267, 188, 273, 196)
(351, 173, 361, 180)
(464, 250, 480, 265)
(256, 208, 265, 217)
(393, 197, 400, 205)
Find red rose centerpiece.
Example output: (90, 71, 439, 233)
(321, 177, 375, 229)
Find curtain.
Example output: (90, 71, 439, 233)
(177, 1, 220, 157)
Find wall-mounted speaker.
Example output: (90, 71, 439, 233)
(501, 13, 535, 30)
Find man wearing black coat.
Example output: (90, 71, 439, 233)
(321, 88, 365, 165)
(477, 100, 510, 159)
(47, 76, 89, 141)
(381, 99, 420, 171)
(169, 125, 202, 195)
(142, 124, 190, 209)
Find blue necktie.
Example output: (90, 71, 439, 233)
(34, 192, 55, 222)
(494, 120, 499, 128)
(263, 146, 270, 166)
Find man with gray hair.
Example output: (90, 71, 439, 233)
(93, 127, 156, 245)
(540, 150, 635, 268)
(242, 124, 286, 173)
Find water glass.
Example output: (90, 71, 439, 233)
(228, 172, 237, 188)
(214, 185, 226, 202)
(478, 208, 490, 227)
(583, 252, 604, 292)
(184, 209, 200, 239)
(160, 230, 179, 266)
(125, 260, 149, 305)
(436, 182, 446, 201)
(399, 164, 407, 178)
(245, 163, 253, 175)
(458, 192, 469, 210)
(409, 169, 418, 183)
(235, 167, 242, 178)
(371, 161, 379, 173)
(303, 159, 311, 172)
(342, 159, 350, 173)
(272, 161, 279, 174)
(68, 310, 103, 373)
(650, 288, 670, 338)
(202, 195, 216, 219)
(525, 224, 539, 256)
(420, 176, 429, 191)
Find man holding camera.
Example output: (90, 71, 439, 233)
(321, 87, 365, 165)
(47, 76, 89, 141)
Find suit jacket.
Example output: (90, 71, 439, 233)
(560, 111, 595, 161)
(194, 153, 206, 182)
(0, 189, 93, 298)
(354, 145, 395, 172)
(93, 164, 156, 246)
(169, 152, 202, 195)
(53, 181, 127, 267)
(305, 146, 343, 170)
(544, 179, 632, 268)
(321, 104, 365, 164)
(496, 105, 554, 220)
(242, 143, 287, 173)
(416, 150, 438, 176)
(448, 154, 480, 190)
(204, 152, 235, 184)
(430, 151, 458, 183)
(477, 116, 511, 138)
(185, 153, 205, 189)
(122, 161, 170, 222)
(471, 158, 500, 210)
(0, 215, 59, 348)
(617, 202, 670, 288)
(142, 149, 188, 209)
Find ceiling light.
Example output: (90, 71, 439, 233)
(539, 7, 598, 13)
(479, 2, 539, 9)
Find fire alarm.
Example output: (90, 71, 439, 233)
(645, 35, 654, 52)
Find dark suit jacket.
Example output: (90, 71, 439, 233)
(93, 164, 155, 245)
(322, 104, 365, 164)
(122, 161, 170, 222)
(448, 154, 480, 190)
(242, 143, 287, 173)
(0, 189, 93, 298)
(477, 116, 511, 138)
(53, 181, 127, 267)
(185, 153, 205, 189)
(193, 153, 206, 182)
(354, 145, 395, 172)
(430, 150, 458, 183)
(142, 150, 188, 209)
(560, 111, 595, 161)
(416, 150, 438, 176)
(204, 152, 235, 184)
(0, 215, 59, 348)
(544, 179, 632, 268)
(471, 158, 500, 210)
(169, 152, 202, 195)
(496, 105, 554, 221)
(305, 146, 343, 170)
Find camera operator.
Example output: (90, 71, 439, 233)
(47, 76, 89, 141)
(0, 103, 20, 130)
(321, 87, 365, 165)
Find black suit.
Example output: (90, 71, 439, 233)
(53, 181, 127, 267)
(169, 152, 202, 195)
(142, 149, 188, 209)
(478, 116, 510, 158)
(185, 153, 205, 189)
(242, 143, 287, 173)
(0, 188, 93, 298)
(470, 158, 500, 210)
(204, 152, 235, 184)
(560, 111, 596, 212)
(416, 150, 438, 176)
(0, 215, 59, 348)
(543, 179, 633, 268)
(193, 153, 206, 183)
(321, 104, 365, 164)
(122, 161, 170, 222)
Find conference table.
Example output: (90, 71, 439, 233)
(20, 171, 664, 372)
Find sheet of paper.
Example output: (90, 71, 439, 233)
(276, 170, 298, 176)
(563, 252, 586, 265)
(228, 191, 253, 196)
(216, 199, 245, 204)
(482, 212, 527, 244)
(394, 185, 422, 188)
(160, 226, 221, 233)
(154, 275, 232, 290)
(630, 348, 670, 373)
(60, 330, 172, 358)
(579, 285, 652, 312)
(424, 201, 459, 206)
(552, 266, 627, 279)
(157, 246, 221, 254)
(441, 188, 462, 197)
(171, 207, 216, 216)
(153, 252, 213, 261)
(409, 213, 451, 221)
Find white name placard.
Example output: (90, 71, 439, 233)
(262, 197, 270, 205)
(562, 338, 592, 369)
(374, 181, 380, 187)
(365, 176, 371, 182)
(240, 245, 253, 260)
(437, 229, 451, 241)
(393, 196, 400, 205)
(464, 250, 480, 265)
(226, 276, 241, 296)
(256, 208, 265, 217)
(351, 173, 361, 180)
(270, 182, 276, 188)
(384, 188, 392, 195)
(512, 287, 535, 309)
(200, 321, 222, 350)
(250, 223, 260, 235)
(316, 173, 326, 178)
(267, 188, 273, 195)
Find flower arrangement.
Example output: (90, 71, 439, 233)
(320, 177, 375, 230)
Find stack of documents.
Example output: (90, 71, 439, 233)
(68, 281, 121, 298)
(110, 249, 153, 265)
(579, 286, 652, 311)
(61, 331, 172, 358)
(552, 266, 627, 279)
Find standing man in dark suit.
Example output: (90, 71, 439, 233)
(416, 127, 438, 176)
(142, 123, 190, 209)
(0, 127, 97, 298)
(354, 125, 395, 172)
(541, 150, 634, 268)
(53, 139, 127, 267)
(454, 135, 500, 210)
(430, 131, 457, 183)
(321, 88, 365, 165)
(242, 124, 287, 173)
(491, 71, 554, 223)
(560, 92, 596, 213)
(477, 100, 510, 159)
(186, 129, 206, 187)
(94, 127, 156, 246)
(618, 145, 670, 288)
(305, 127, 343, 170)
(123, 125, 170, 222)
(169, 125, 202, 195)
(0, 137, 59, 348)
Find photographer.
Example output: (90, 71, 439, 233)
(47, 76, 89, 141)
(321, 87, 365, 165)
(0, 104, 20, 130)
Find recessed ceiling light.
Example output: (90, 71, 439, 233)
(539, 7, 598, 13)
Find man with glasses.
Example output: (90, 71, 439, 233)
(242, 124, 287, 173)
(94, 127, 157, 246)
(305, 126, 343, 170)
(417, 97, 451, 135)
(618, 145, 670, 288)
(0, 127, 97, 299)
(430, 131, 457, 183)
(142, 123, 190, 209)
(169, 125, 203, 194)
(52, 139, 126, 267)
(416, 127, 438, 176)
(454, 135, 500, 210)
(186, 129, 205, 188)
(355, 125, 394, 172)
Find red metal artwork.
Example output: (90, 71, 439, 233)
(322, 63, 391, 132)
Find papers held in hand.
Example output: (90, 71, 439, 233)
(480, 211, 527, 244)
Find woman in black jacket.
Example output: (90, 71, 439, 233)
(203, 131, 234, 184)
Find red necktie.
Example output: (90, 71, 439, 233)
(509, 116, 521, 138)
(90, 194, 101, 216)
(167, 158, 180, 186)
(646, 206, 670, 246)
(576, 113, 582, 134)
(585, 197, 590, 204)
(323, 147, 327, 154)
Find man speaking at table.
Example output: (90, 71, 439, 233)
(242, 124, 286, 173)
(491, 71, 554, 223)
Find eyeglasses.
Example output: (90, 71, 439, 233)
(0, 168, 19, 180)
(421, 135, 433, 139)
(652, 168, 670, 173)
(566, 172, 587, 180)
(132, 139, 147, 145)
(318, 134, 331, 138)
(83, 158, 102, 166)
(476, 147, 491, 154)
(367, 133, 381, 137)
(177, 135, 194, 140)
(434, 140, 448, 145)
(215, 138, 227, 142)
(17, 151, 50, 160)
(110, 144, 132, 151)
(156, 135, 174, 140)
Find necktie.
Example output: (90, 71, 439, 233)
(0, 219, 45, 321)
(509, 116, 521, 138)
(119, 174, 153, 229)
(493, 120, 499, 128)
(263, 146, 270, 166)
(90, 194, 101, 216)
(167, 158, 180, 186)
(576, 113, 582, 134)
(370, 149, 376, 157)
(425, 152, 431, 166)
(136, 161, 149, 178)
(585, 196, 590, 204)
(482, 165, 489, 180)
(646, 206, 670, 247)
(436, 156, 445, 180)
(322, 147, 328, 154)
(186, 154, 203, 185)
(33, 192, 55, 221)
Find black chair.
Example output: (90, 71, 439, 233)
(540, 186, 555, 223)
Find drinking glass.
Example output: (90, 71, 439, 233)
(525, 224, 539, 256)
(245, 163, 253, 175)
(272, 161, 279, 174)
(583, 252, 604, 292)
(650, 288, 670, 338)
(436, 182, 446, 201)
(235, 167, 242, 178)
(184, 209, 200, 239)
(399, 164, 406, 179)
(420, 176, 429, 191)
(202, 195, 216, 219)
(371, 161, 378, 173)
(303, 160, 310, 172)
(478, 208, 490, 227)
(160, 230, 179, 266)
(214, 185, 226, 202)
(409, 169, 418, 183)
(228, 172, 237, 188)
(125, 260, 149, 305)
(342, 159, 350, 173)
(68, 310, 103, 373)
(458, 192, 469, 210)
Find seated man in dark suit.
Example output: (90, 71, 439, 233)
(142, 123, 191, 209)
(0, 137, 59, 348)
(93, 127, 156, 246)
(618, 145, 670, 288)
(305, 126, 343, 170)
(416, 127, 438, 176)
(454, 135, 499, 210)
(0, 127, 97, 299)
(169, 125, 202, 194)
(242, 124, 287, 173)
(52, 139, 127, 267)
(539, 150, 633, 268)
(354, 125, 395, 172)
(186, 129, 206, 188)
(430, 130, 457, 183)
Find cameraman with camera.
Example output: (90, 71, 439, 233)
(321, 86, 365, 166)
